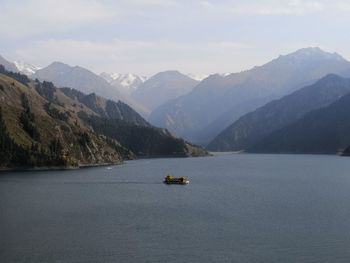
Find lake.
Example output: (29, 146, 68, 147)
(1, 154, 350, 262)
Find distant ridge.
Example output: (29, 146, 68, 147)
(100, 72, 147, 94)
(32, 62, 149, 117)
(0, 55, 18, 73)
(14, 61, 40, 76)
(132, 70, 198, 112)
(149, 47, 350, 145)
(0, 66, 207, 169)
(208, 74, 350, 151)
(249, 90, 350, 154)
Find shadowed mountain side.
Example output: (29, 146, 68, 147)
(60, 88, 149, 126)
(78, 114, 207, 157)
(149, 48, 350, 144)
(248, 92, 350, 154)
(207, 74, 350, 151)
(0, 66, 207, 169)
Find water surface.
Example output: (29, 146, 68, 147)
(1, 154, 350, 262)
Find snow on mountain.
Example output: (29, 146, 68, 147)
(186, 73, 209, 81)
(14, 61, 41, 76)
(187, 73, 231, 81)
(220, 72, 231, 77)
(100, 72, 147, 93)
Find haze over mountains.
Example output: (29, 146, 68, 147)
(250, 88, 350, 154)
(0, 65, 207, 168)
(0, 55, 200, 118)
(32, 64, 202, 118)
(131, 71, 199, 112)
(33, 62, 120, 97)
(0, 55, 19, 73)
(100, 72, 147, 95)
(149, 47, 350, 145)
(14, 61, 41, 76)
(102, 70, 199, 115)
(32, 61, 152, 117)
(208, 74, 350, 151)
(3, 47, 350, 156)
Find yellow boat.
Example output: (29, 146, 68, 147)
(164, 174, 189, 185)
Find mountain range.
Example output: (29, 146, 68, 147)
(100, 72, 147, 95)
(14, 61, 41, 76)
(31, 61, 152, 117)
(0, 65, 207, 169)
(31, 63, 201, 118)
(131, 70, 199, 112)
(207, 74, 350, 151)
(0, 55, 218, 123)
(33, 62, 121, 98)
(149, 47, 350, 145)
(4, 47, 350, 157)
(101, 70, 200, 117)
(249, 87, 350, 154)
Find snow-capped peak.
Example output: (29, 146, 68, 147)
(100, 72, 147, 93)
(220, 72, 231, 77)
(186, 73, 210, 81)
(187, 73, 231, 81)
(14, 61, 41, 76)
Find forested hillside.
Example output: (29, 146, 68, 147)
(0, 66, 207, 169)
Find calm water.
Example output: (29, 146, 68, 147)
(1, 154, 350, 262)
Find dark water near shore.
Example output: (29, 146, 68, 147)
(1, 154, 350, 262)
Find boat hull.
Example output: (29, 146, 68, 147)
(164, 180, 189, 185)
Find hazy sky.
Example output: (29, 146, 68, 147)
(1, 0, 350, 75)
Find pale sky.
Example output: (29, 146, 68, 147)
(1, 0, 350, 76)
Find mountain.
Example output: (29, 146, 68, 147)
(186, 73, 230, 81)
(33, 62, 122, 98)
(249, 91, 350, 154)
(14, 61, 40, 76)
(149, 48, 350, 145)
(131, 70, 199, 112)
(0, 55, 18, 73)
(59, 88, 149, 127)
(207, 74, 350, 151)
(100, 72, 147, 94)
(0, 55, 40, 75)
(32, 62, 148, 117)
(186, 73, 209, 81)
(0, 66, 207, 169)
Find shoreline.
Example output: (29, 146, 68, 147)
(0, 154, 210, 173)
(0, 161, 123, 173)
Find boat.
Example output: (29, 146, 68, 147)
(164, 174, 189, 185)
